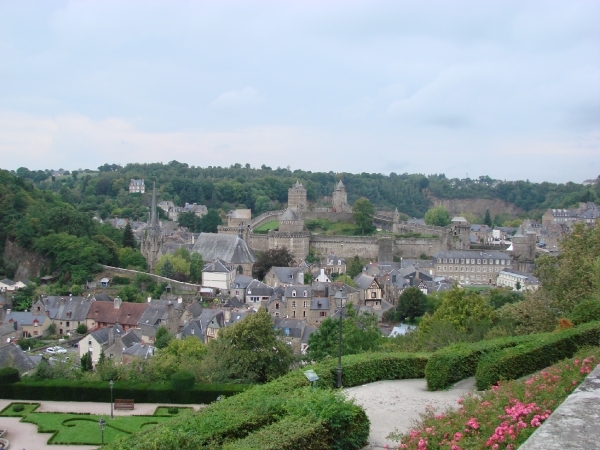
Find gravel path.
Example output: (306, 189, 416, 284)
(345, 377, 476, 450)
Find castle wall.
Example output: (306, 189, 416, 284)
(394, 238, 446, 259)
(268, 231, 311, 261)
(247, 233, 269, 253)
(249, 210, 284, 228)
(310, 235, 379, 260)
(301, 211, 354, 223)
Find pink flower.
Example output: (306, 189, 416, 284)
(453, 432, 463, 441)
(466, 418, 480, 430)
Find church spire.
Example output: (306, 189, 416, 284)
(150, 182, 158, 227)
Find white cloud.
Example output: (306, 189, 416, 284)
(209, 87, 263, 109)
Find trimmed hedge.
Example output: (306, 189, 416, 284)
(0, 379, 248, 404)
(171, 371, 195, 391)
(0, 366, 20, 384)
(425, 335, 535, 391)
(475, 320, 600, 390)
(221, 416, 330, 450)
(316, 352, 429, 388)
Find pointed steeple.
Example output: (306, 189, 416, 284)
(150, 182, 158, 227)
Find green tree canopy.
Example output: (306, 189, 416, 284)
(347, 255, 364, 278)
(387, 286, 428, 323)
(252, 247, 295, 280)
(122, 222, 136, 248)
(424, 206, 451, 227)
(200, 309, 294, 383)
(353, 197, 375, 234)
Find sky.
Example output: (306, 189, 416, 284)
(0, 1, 599, 183)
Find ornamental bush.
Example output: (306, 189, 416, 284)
(425, 335, 534, 391)
(0, 367, 20, 384)
(475, 320, 600, 390)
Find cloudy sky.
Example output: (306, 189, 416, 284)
(0, 1, 598, 183)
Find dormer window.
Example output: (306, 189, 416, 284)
(292, 290, 296, 297)
(303, 290, 308, 297)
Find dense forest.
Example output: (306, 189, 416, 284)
(13, 162, 600, 222)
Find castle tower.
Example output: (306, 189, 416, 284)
(393, 207, 400, 223)
(141, 183, 163, 273)
(448, 216, 471, 250)
(510, 225, 537, 272)
(287, 181, 307, 212)
(332, 180, 351, 212)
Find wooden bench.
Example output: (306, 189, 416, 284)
(114, 399, 134, 410)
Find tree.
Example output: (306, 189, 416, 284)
(307, 304, 381, 361)
(123, 222, 136, 248)
(155, 326, 173, 349)
(118, 247, 148, 270)
(353, 197, 375, 234)
(484, 209, 492, 227)
(252, 247, 295, 280)
(424, 206, 451, 227)
(80, 352, 93, 372)
(535, 222, 600, 314)
(200, 309, 294, 383)
(200, 209, 222, 233)
(76, 323, 88, 334)
(159, 259, 175, 279)
(394, 287, 428, 323)
(347, 256, 363, 278)
(189, 252, 204, 284)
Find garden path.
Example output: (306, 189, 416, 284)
(345, 377, 477, 450)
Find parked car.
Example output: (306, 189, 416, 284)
(46, 346, 68, 355)
(45, 347, 57, 354)
(54, 346, 67, 354)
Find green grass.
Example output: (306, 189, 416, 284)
(153, 406, 194, 416)
(306, 219, 378, 236)
(253, 220, 279, 233)
(1, 402, 178, 445)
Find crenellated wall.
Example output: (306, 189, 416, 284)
(309, 235, 380, 259)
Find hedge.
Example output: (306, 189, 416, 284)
(475, 320, 600, 390)
(425, 335, 535, 391)
(315, 352, 429, 388)
(221, 416, 330, 450)
(0, 366, 20, 384)
(171, 371, 195, 391)
(104, 352, 423, 450)
(0, 379, 248, 404)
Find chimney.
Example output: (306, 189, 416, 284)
(212, 260, 216, 271)
(297, 271, 304, 284)
(114, 297, 122, 309)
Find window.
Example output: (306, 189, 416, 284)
(320, 311, 327, 317)
(275, 303, 279, 310)
(34, 330, 38, 336)
(303, 290, 308, 297)
(443, 258, 447, 263)
(483, 259, 487, 264)
(292, 311, 296, 317)
(471, 259, 475, 264)
(461, 259, 465, 264)
(371, 292, 377, 298)
(292, 301, 296, 308)
(292, 290, 296, 297)
(303, 301, 307, 308)
(66, 321, 70, 327)
(443, 266, 447, 271)
(477, 259, 481, 264)
(460, 267, 464, 271)
(303, 311, 306, 317)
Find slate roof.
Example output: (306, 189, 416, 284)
(224, 296, 244, 308)
(53, 297, 93, 322)
(301, 326, 317, 344)
(186, 301, 204, 319)
(433, 250, 512, 261)
(310, 298, 330, 310)
(137, 300, 184, 327)
(284, 285, 311, 298)
(87, 301, 147, 328)
(0, 279, 15, 286)
(121, 328, 143, 348)
(280, 208, 299, 221)
(451, 217, 469, 223)
(0, 343, 37, 373)
(336, 180, 345, 189)
(232, 274, 253, 289)
(271, 267, 303, 283)
(0, 322, 17, 337)
(90, 293, 113, 302)
(354, 273, 376, 290)
(202, 259, 233, 273)
(89, 324, 125, 346)
(181, 320, 204, 341)
(246, 280, 274, 297)
(273, 317, 306, 338)
(124, 342, 155, 359)
(5, 311, 44, 327)
(191, 233, 257, 264)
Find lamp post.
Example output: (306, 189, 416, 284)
(98, 418, 106, 446)
(109, 380, 114, 419)
(334, 287, 347, 388)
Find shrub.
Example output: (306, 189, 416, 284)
(75, 323, 88, 334)
(171, 371, 195, 391)
(425, 335, 534, 391)
(12, 403, 25, 412)
(167, 407, 179, 414)
(0, 367, 20, 384)
(569, 298, 600, 325)
(475, 320, 600, 390)
(112, 275, 131, 285)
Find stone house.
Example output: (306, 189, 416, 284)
(433, 250, 513, 285)
(80, 324, 125, 365)
(322, 254, 346, 276)
(137, 298, 185, 343)
(32, 296, 92, 336)
(86, 297, 148, 332)
(245, 279, 274, 306)
(264, 266, 305, 288)
(497, 268, 540, 292)
(227, 209, 252, 227)
(0, 323, 18, 347)
(228, 274, 253, 302)
(273, 317, 316, 354)
(129, 179, 145, 194)
(4, 310, 52, 338)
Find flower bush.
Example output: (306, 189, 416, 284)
(389, 347, 600, 449)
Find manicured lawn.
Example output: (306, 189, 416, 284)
(1, 402, 178, 445)
(153, 406, 194, 416)
(253, 220, 279, 233)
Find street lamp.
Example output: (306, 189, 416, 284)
(109, 380, 114, 419)
(98, 418, 106, 446)
(334, 287, 347, 388)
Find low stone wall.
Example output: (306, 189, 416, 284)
(101, 266, 202, 292)
(250, 210, 284, 229)
(310, 235, 379, 259)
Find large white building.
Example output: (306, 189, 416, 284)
(433, 250, 513, 285)
(497, 268, 539, 291)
